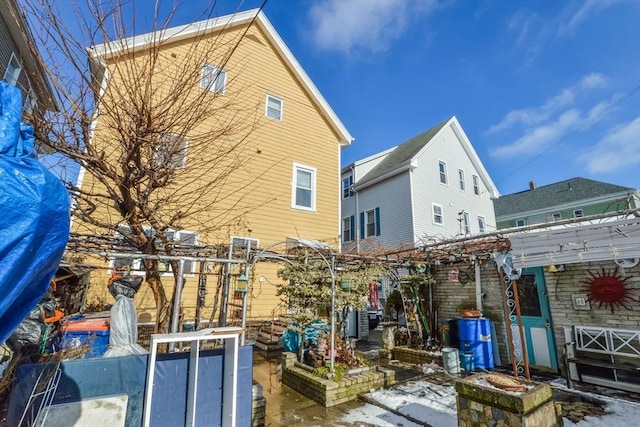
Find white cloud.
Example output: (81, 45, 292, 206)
(559, 0, 619, 36)
(306, 0, 436, 54)
(487, 73, 608, 133)
(578, 117, 640, 174)
(491, 109, 582, 158)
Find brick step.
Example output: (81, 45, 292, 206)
(254, 339, 281, 351)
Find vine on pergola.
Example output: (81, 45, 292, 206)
(276, 255, 387, 362)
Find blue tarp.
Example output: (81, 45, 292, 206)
(0, 82, 70, 344)
(282, 320, 329, 353)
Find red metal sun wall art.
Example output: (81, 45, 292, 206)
(582, 267, 638, 313)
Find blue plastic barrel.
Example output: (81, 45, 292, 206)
(458, 317, 494, 369)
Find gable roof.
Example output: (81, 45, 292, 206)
(354, 118, 449, 189)
(353, 116, 499, 198)
(493, 177, 637, 217)
(88, 9, 353, 146)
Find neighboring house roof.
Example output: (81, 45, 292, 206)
(88, 8, 353, 146)
(355, 118, 449, 189)
(352, 116, 499, 198)
(494, 177, 637, 217)
(0, 0, 56, 110)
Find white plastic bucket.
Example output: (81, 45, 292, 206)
(442, 347, 460, 374)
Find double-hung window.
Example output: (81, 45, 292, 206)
(462, 212, 470, 234)
(478, 216, 486, 233)
(438, 161, 448, 185)
(200, 63, 226, 94)
(3, 54, 22, 85)
(472, 175, 480, 196)
(292, 163, 316, 210)
(359, 208, 380, 238)
(432, 203, 443, 225)
(266, 95, 283, 120)
(342, 216, 355, 242)
(458, 169, 465, 191)
(342, 175, 353, 199)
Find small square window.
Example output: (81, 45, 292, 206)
(573, 209, 584, 218)
(516, 219, 526, 227)
(438, 161, 447, 184)
(432, 203, 443, 225)
(200, 63, 226, 94)
(154, 134, 188, 169)
(266, 95, 283, 120)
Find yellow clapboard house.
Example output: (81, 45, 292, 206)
(75, 9, 353, 325)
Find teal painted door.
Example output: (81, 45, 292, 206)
(511, 267, 558, 370)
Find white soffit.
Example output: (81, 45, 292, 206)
(509, 217, 640, 269)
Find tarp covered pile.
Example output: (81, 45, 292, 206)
(0, 82, 70, 345)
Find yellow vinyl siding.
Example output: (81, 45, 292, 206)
(79, 21, 342, 322)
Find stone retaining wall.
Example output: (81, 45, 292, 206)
(392, 346, 438, 365)
(281, 352, 395, 407)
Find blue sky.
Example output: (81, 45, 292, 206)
(46, 0, 640, 196)
(228, 0, 639, 196)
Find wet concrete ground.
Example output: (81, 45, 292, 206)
(250, 329, 640, 426)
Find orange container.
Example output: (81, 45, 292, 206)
(63, 318, 110, 332)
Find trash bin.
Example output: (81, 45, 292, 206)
(60, 317, 110, 358)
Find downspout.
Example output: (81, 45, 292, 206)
(350, 164, 360, 254)
(475, 261, 483, 312)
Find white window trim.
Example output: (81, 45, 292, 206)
(463, 211, 470, 234)
(291, 163, 316, 211)
(438, 160, 448, 185)
(231, 236, 260, 250)
(365, 209, 377, 237)
(265, 94, 283, 121)
(342, 217, 352, 242)
(432, 203, 444, 226)
(3, 53, 22, 85)
(458, 169, 465, 191)
(155, 134, 188, 169)
(478, 216, 486, 233)
(472, 175, 480, 196)
(110, 228, 199, 276)
(200, 63, 226, 94)
(342, 175, 353, 199)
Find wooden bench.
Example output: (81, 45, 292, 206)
(564, 326, 640, 393)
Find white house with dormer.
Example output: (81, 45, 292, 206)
(341, 116, 499, 253)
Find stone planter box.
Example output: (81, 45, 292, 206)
(455, 373, 563, 427)
(392, 346, 439, 365)
(280, 352, 395, 407)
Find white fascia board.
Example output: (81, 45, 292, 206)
(258, 13, 353, 147)
(341, 145, 397, 175)
(353, 161, 413, 192)
(447, 116, 500, 199)
(89, 9, 354, 147)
